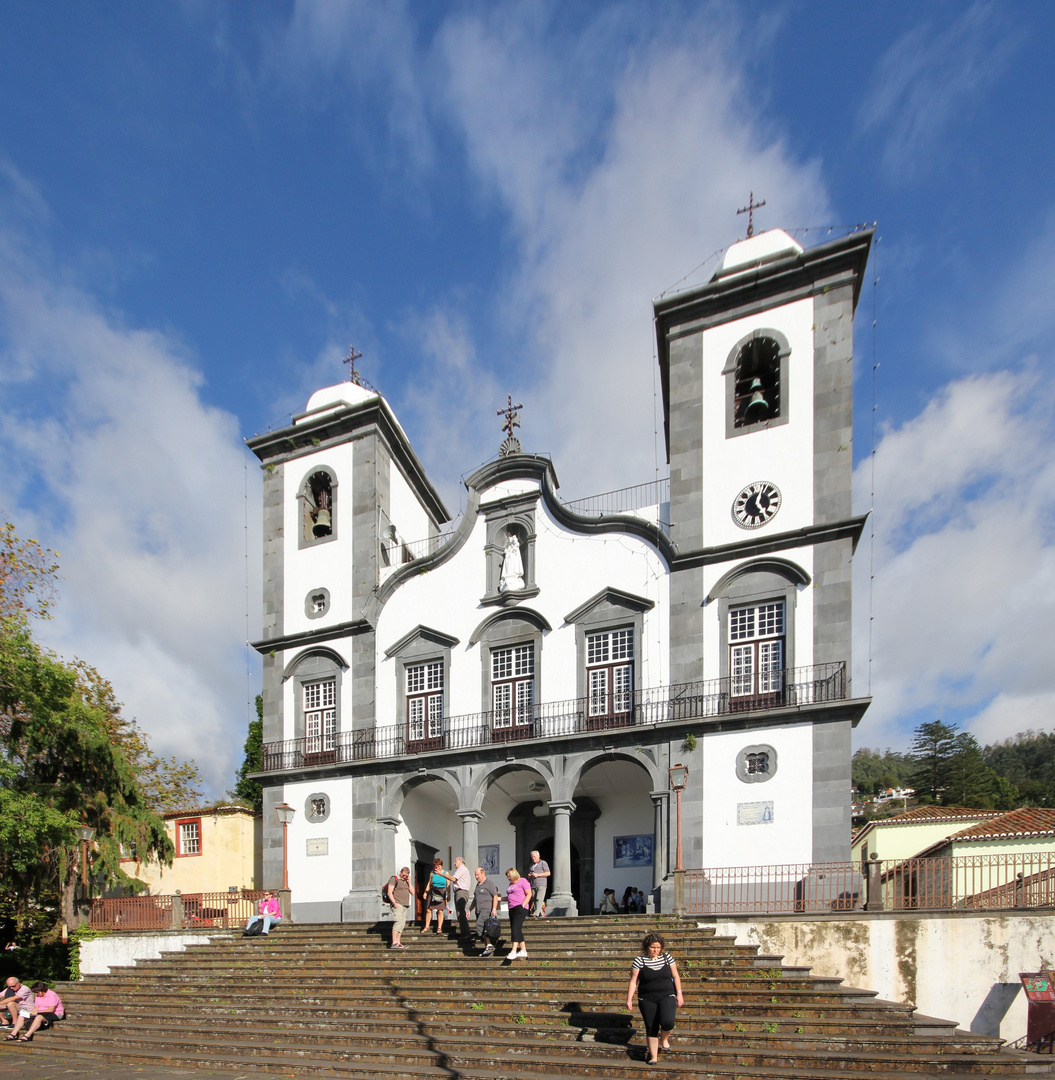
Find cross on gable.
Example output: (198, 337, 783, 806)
(343, 345, 363, 385)
(497, 393, 523, 440)
(736, 191, 767, 238)
(496, 393, 524, 457)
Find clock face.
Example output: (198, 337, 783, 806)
(732, 481, 782, 529)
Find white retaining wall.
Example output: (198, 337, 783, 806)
(78, 932, 222, 976)
(713, 911, 1055, 1042)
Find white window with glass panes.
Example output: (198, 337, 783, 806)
(179, 820, 200, 855)
(729, 601, 784, 698)
(587, 628, 634, 719)
(492, 644, 534, 730)
(407, 661, 444, 745)
(304, 677, 337, 752)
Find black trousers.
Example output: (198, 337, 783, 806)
(508, 903, 528, 944)
(639, 994, 677, 1037)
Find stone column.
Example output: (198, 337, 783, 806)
(457, 809, 484, 874)
(650, 790, 669, 893)
(342, 814, 399, 923)
(547, 801, 578, 917)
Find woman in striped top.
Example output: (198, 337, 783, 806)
(626, 931, 684, 1065)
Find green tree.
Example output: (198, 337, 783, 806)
(1, 518, 199, 934)
(942, 732, 1004, 808)
(909, 720, 960, 802)
(232, 694, 263, 814)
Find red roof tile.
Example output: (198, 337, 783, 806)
(948, 807, 1055, 842)
(889, 806, 1001, 822)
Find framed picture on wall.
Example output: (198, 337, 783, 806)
(479, 843, 500, 874)
(613, 834, 653, 868)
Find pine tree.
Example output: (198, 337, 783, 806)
(942, 733, 1001, 808)
(909, 719, 960, 802)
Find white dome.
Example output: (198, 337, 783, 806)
(302, 381, 377, 417)
(715, 229, 803, 279)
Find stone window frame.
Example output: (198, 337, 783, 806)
(736, 743, 778, 784)
(174, 816, 203, 857)
(470, 610, 550, 733)
(564, 588, 655, 713)
(305, 792, 331, 824)
(284, 648, 347, 745)
(384, 626, 460, 751)
(723, 328, 791, 439)
(706, 560, 809, 684)
(481, 495, 539, 605)
(297, 465, 339, 550)
(304, 587, 330, 620)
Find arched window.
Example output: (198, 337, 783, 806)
(298, 467, 338, 547)
(723, 330, 791, 437)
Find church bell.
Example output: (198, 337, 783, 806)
(312, 510, 332, 537)
(744, 377, 769, 422)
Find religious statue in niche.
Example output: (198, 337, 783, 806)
(498, 530, 525, 592)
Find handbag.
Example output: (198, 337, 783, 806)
(483, 915, 501, 939)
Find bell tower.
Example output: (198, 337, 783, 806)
(654, 226, 873, 864)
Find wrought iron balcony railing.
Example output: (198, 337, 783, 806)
(259, 661, 847, 773)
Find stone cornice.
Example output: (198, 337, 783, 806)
(251, 619, 372, 655)
(676, 514, 869, 572)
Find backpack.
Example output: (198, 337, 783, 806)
(381, 876, 396, 905)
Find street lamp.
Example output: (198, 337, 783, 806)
(668, 763, 689, 916)
(76, 825, 96, 890)
(276, 803, 295, 891)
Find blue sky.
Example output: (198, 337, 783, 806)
(1, 1, 1052, 795)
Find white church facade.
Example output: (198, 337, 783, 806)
(247, 227, 873, 922)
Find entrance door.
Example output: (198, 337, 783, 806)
(413, 860, 431, 925)
(535, 836, 582, 914)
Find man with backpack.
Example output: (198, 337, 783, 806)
(385, 866, 413, 949)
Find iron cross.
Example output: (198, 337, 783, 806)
(497, 394, 523, 440)
(343, 345, 363, 385)
(736, 191, 766, 238)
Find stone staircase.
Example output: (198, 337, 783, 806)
(14, 917, 1055, 1078)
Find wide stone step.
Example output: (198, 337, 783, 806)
(53, 919, 1053, 1080)
(0, 1041, 448, 1079)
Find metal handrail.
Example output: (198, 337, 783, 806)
(684, 852, 1055, 916)
(260, 662, 846, 772)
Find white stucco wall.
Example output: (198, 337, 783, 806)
(699, 721, 814, 867)
(281, 777, 355, 905)
(388, 460, 431, 551)
(374, 477, 670, 728)
(592, 789, 656, 909)
(699, 296, 816, 549)
(283, 442, 356, 638)
(715, 911, 1055, 1042)
(78, 932, 218, 976)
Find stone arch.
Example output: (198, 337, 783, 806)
(560, 746, 665, 795)
(571, 750, 664, 913)
(705, 557, 810, 604)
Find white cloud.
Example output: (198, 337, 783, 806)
(0, 164, 260, 797)
(853, 367, 1055, 749)
(858, 2, 1019, 179)
(420, 9, 832, 497)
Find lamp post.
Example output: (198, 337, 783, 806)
(76, 825, 96, 890)
(668, 763, 689, 917)
(276, 803, 295, 891)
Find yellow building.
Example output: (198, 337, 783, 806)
(130, 805, 262, 896)
(850, 806, 1001, 864)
